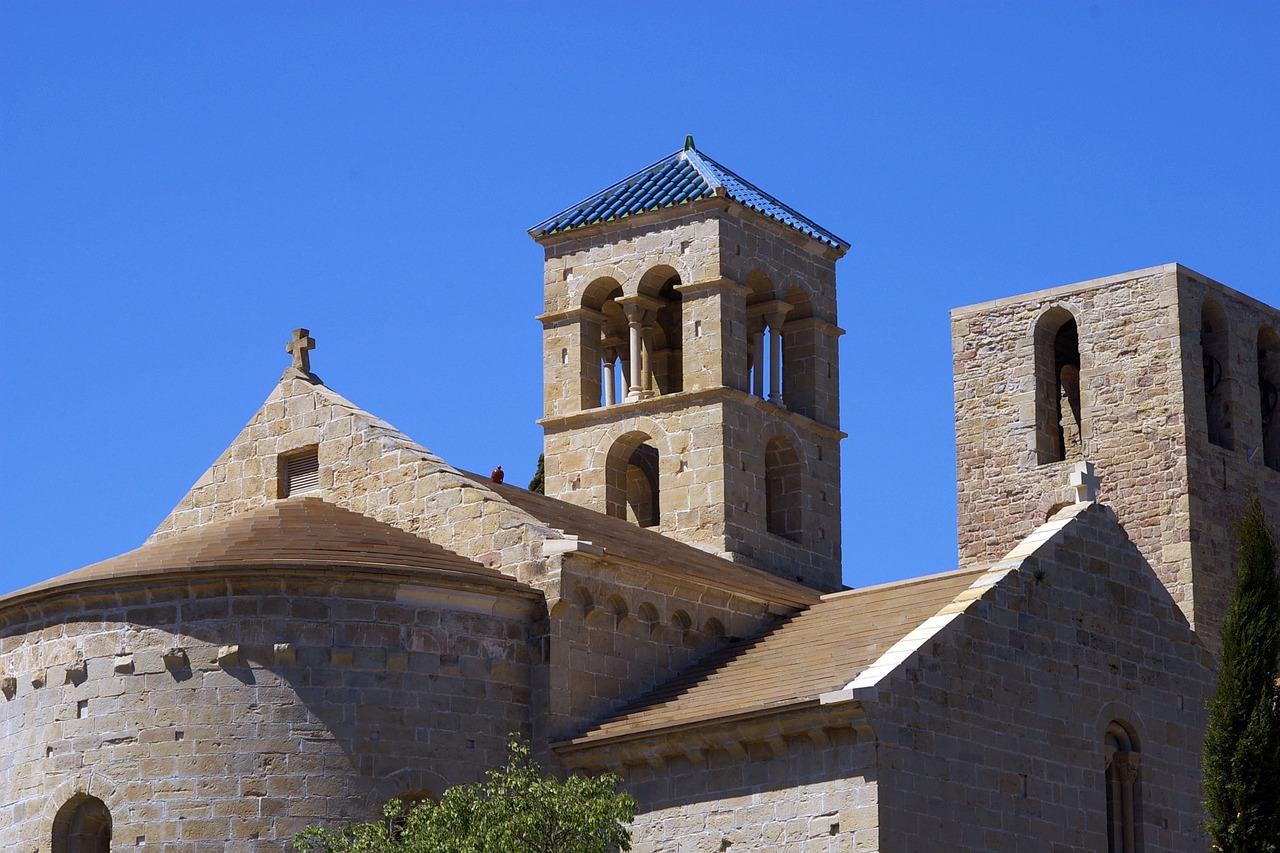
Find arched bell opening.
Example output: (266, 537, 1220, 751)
(1034, 307, 1083, 465)
(765, 435, 803, 542)
(583, 277, 627, 409)
(745, 270, 790, 407)
(1258, 326, 1280, 470)
(638, 266, 684, 396)
(605, 431, 661, 528)
(1201, 298, 1234, 450)
(781, 285, 816, 417)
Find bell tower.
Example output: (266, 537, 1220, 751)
(529, 139, 849, 591)
(951, 264, 1280, 654)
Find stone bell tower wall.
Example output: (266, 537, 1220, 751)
(1175, 268, 1280, 653)
(536, 203, 844, 591)
(542, 392, 842, 591)
(952, 263, 1280, 653)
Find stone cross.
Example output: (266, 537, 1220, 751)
(1069, 460, 1100, 503)
(286, 328, 315, 373)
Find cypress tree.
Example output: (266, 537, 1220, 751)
(1203, 495, 1280, 851)
(528, 453, 545, 494)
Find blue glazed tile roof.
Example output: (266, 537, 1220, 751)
(530, 144, 849, 250)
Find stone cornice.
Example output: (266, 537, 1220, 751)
(536, 306, 608, 328)
(553, 697, 871, 772)
(0, 562, 544, 623)
(538, 386, 846, 439)
(555, 548, 819, 611)
(674, 277, 750, 297)
(781, 315, 845, 336)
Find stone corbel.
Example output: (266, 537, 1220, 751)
(65, 660, 88, 685)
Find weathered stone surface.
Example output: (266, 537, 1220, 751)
(952, 263, 1280, 654)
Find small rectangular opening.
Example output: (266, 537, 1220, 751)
(279, 447, 320, 498)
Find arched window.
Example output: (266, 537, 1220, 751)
(1104, 721, 1142, 853)
(746, 270, 772, 399)
(583, 278, 626, 409)
(781, 286, 816, 418)
(765, 435, 803, 541)
(52, 794, 111, 853)
(651, 277, 683, 395)
(1258, 327, 1280, 471)
(745, 271, 791, 408)
(1201, 298, 1234, 450)
(387, 790, 436, 839)
(1034, 308, 1083, 465)
(605, 432, 660, 527)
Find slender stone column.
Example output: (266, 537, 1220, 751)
(751, 324, 766, 398)
(602, 346, 618, 407)
(625, 316, 643, 400)
(765, 310, 788, 408)
(640, 322, 655, 398)
(617, 297, 662, 403)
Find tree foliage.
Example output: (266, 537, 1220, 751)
(294, 736, 636, 853)
(528, 453, 545, 494)
(1203, 496, 1280, 851)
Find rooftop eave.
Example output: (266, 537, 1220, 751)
(552, 696, 871, 771)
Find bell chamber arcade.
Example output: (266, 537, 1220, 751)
(530, 142, 849, 591)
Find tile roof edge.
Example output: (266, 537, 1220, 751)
(682, 148, 725, 193)
(553, 695, 867, 757)
(576, 548, 821, 609)
(528, 149, 694, 236)
(690, 149, 850, 250)
(840, 505, 1097, 692)
(820, 565, 989, 602)
(0, 561, 543, 615)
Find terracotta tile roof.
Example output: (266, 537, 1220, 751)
(4, 497, 532, 603)
(562, 567, 985, 745)
(464, 474, 820, 608)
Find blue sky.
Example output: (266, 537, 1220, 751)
(2, 2, 1278, 596)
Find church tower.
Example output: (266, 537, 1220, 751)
(529, 139, 849, 591)
(952, 264, 1280, 654)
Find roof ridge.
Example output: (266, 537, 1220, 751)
(529, 149, 708, 236)
(693, 149, 849, 249)
(820, 566, 988, 601)
(529, 144, 848, 249)
(681, 148, 724, 193)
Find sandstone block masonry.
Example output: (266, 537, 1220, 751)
(536, 202, 846, 591)
(0, 573, 537, 852)
(952, 263, 1280, 653)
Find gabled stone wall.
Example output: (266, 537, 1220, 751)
(149, 375, 562, 587)
(873, 503, 1213, 851)
(952, 263, 1280, 652)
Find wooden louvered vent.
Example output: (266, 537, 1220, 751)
(282, 449, 320, 497)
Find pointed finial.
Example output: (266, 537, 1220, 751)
(684, 134, 696, 152)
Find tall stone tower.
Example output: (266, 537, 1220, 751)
(952, 263, 1280, 653)
(529, 140, 849, 591)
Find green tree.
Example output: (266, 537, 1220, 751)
(1203, 496, 1280, 851)
(294, 736, 636, 853)
(528, 453, 545, 494)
